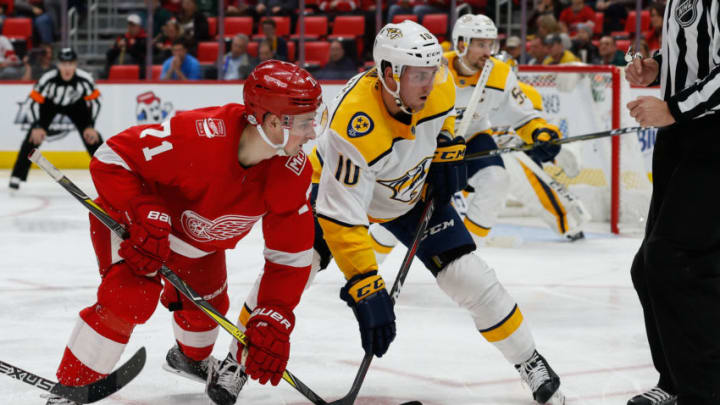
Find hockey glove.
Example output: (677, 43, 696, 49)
(118, 195, 171, 277)
(528, 126, 561, 164)
(340, 271, 396, 357)
(425, 134, 468, 206)
(244, 306, 294, 386)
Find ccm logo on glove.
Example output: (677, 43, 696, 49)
(251, 307, 292, 330)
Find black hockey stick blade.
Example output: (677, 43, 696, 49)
(30, 150, 329, 405)
(327, 198, 435, 405)
(464, 126, 643, 161)
(0, 347, 146, 404)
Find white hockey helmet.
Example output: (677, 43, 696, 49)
(373, 20, 445, 114)
(452, 14, 499, 70)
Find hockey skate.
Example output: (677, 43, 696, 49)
(8, 177, 20, 193)
(515, 350, 565, 404)
(45, 395, 79, 405)
(627, 387, 677, 405)
(162, 345, 217, 384)
(206, 353, 248, 405)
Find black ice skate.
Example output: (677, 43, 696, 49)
(206, 353, 248, 405)
(627, 387, 677, 405)
(515, 350, 565, 404)
(162, 345, 216, 384)
(566, 231, 585, 242)
(8, 176, 20, 191)
(45, 394, 79, 405)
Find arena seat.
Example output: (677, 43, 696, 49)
(2, 18, 33, 49)
(290, 16, 328, 41)
(109, 65, 140, 80)
(303, 41, 330, 67)
(392, 14, 418, 24)
(197, 42, 219, 63)
(225, 17, 253, 38)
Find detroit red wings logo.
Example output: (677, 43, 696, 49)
(181, 211, 263, 242)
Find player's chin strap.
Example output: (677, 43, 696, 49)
(378, 75, 415, 115)
(248, 114, 288, 156)
(456, 47, 479, 74)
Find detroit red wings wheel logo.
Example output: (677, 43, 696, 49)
(181, 211, 263, 242)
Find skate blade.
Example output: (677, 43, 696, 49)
(543, 390, 565, 405)
(161, 362, 207, 384)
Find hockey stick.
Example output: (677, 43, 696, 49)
(455, 59, 493, 139)
(28, 150, 329, 405)
(464, 126, 642, 161)
(327, 197, 435, 405)
(0, 348, 146, 404)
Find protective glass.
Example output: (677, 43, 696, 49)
(283, 102, 329, 139)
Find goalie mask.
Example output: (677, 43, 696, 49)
(452, 14, 499, 72)
(373, 20, 447, 115)
(244, 60, 328, 156)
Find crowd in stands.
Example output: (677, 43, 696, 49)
(0, 0, 668, 81)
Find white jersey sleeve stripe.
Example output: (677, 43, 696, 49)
(93, 142, 132, 171)
(264, 247, 313, 268)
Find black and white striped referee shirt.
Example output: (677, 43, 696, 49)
(656, 0, 720, 121)
(29, 67, 101, 130)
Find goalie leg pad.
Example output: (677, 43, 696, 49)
(465, 165, 511, 242)
(436, 253, 536, 364)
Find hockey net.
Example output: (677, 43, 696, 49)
(514, 65, 652, 234)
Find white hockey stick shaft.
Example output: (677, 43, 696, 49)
(455, 59, 493, 139)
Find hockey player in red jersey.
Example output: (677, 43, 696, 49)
(45, 60, 328, 405)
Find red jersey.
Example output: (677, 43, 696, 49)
(91, 103, 313, 310)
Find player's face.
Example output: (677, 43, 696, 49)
(399, 66, 439, 111)
(58, 61, 77, 81)
(464, 38, 495, 70)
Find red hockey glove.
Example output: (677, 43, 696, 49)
(118, 195, 171, 277)
(244, 306, 294, 386)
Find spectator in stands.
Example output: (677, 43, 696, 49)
(149, 0, 173, 37)
(637, 39, 650, 59)
(260, 18, 288, 61)
(105, 14, 148, 79)
(318, 0, 357, 13)
(21, 42, 54, 80)
(226, 0, 252, 16)
(412, 0, 450, 24)
(0, 35, 23, 79)
(594, 0, 628, 33)
(162, 0, 182, 13)
(257, 39, 275, 62)
(645, 2, 663, 53)
(196, 0, 217, 15)
(154, 18, 184, 63)
(177, 0, 210, 45)
(0, 3, 6, 33)
(14, 0, 55, 43)
(222, 34, 257, 80)
(595, 35, 626, 66)
(527, 0, 561, 36)
(570, 22, 599, 63)
(536, 14, 562, 39)
(503, 36, 522, 66)
(161, 38, 200, 80)
(255, 0, 297, 17)
(542, 33, 580, 65)
(527, 36, 549, 65)
(558, 0, 596, 35)
(315, 39, 357, 80)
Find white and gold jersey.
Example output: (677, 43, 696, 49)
(445, 51, 547, 143)
(311, 67, 456, 279)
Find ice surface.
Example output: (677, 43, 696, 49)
(0, 170, 657, 405)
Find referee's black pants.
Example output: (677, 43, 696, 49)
(10, 101, 103, 182)
(631, 114, 720, 404)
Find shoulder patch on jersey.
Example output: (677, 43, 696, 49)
(195, 118, 226, 138)
(285, 150, 307, 176)
(347, 112, 374, 138)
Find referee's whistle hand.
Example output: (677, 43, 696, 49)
(627, 96, 675, 128)
(29, 128, 46, 145)
(625, 57, 659, 87)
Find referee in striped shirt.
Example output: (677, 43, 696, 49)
(626, 1, 720, 404)
(9, 48, 103, 191)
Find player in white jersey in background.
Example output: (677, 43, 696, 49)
(370, 15, 587, 257)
